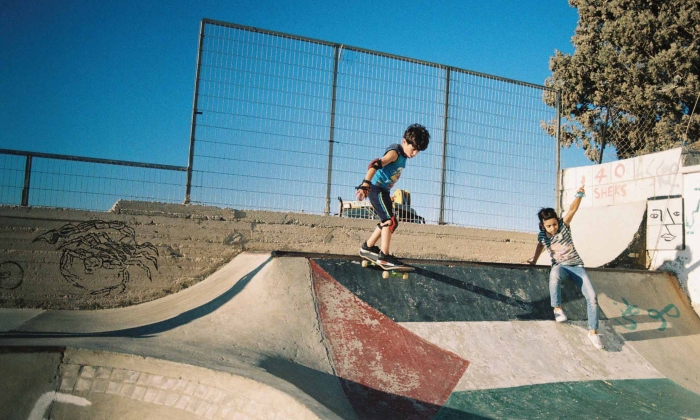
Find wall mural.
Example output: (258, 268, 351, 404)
(647, 196, 684, 251)
(33, 220, 159, 295)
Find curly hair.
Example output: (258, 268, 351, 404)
(404, 123, 430, 151)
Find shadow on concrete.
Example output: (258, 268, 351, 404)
(419, 264, 602, 323)
(612, 323, 693, 341)
(1, 256, 273, 339)
(260, 356, 491, 420)
(316, 257, 595, 323)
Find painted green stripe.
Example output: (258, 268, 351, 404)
(312, 259, 594, 322)
(379, 194, 391, 219)
(436, 378, 700, 420)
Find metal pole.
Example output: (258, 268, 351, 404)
(21, 155, 32, 206)
(185, 20, 206, 204)
(0, 148, 186, 171)
(324, 44, 341, 215)
(438, 67, 451, 225)
(555, 91, 562, 215)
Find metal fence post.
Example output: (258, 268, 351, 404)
(438, 67, 451, 225)
(185, 20, 206, 205)
(555, 90, 562, 215)
(21, 155, 32, 206)
(324, 44, 341, 215)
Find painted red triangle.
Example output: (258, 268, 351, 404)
(310, 260, 469, 419)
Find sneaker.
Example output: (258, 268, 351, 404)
(553, 307, 568, 323)
(360, 242, 381, 257)
(588, 332, 604, 349)
(377, 251, 402, 268)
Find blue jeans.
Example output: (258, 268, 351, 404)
(549, 265, 599, 331)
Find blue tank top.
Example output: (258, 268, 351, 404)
(371, 144, 407, 191)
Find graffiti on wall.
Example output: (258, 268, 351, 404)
(647, 196, 684, 251)
(564, 148, 682, 207)
(0, 261, 23, 290)
(612, 298, 680, 332)
(592, 161, 631, 201)
(33, 220, 158, 295)
(686, 187, 700, 235)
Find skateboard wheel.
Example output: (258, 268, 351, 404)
(382, 271, 389, 279)
(361, 260, 368, 268)
(402, 273, 408, 280)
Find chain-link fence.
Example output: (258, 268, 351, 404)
(0, 150, 186, 211)
(0, 20, 562, 233)
(560, 106, 692, 169)
(184, 19, 559, 232)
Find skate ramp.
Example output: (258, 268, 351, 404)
(2, 252, 700, 419)
(0, 253, 353, 420)
(312, 257, 700, 419)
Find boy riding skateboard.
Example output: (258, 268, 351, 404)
(355, 123, 430, 269)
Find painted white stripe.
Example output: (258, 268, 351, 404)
(28, 391, 91, 420)
(401, 321, 664, 391)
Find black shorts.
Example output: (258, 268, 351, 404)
(368, 185, 393, 222)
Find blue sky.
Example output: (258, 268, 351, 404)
(1, 0, 579, 167)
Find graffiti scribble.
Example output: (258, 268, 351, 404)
(612, 298, 640, 330)
(34, 220, 158, 295)
(0, 261, 23, 290)
(647, 304, 680, 331)
(613, 298, 681, 332)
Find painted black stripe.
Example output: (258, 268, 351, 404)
(312, 259, 599, 323)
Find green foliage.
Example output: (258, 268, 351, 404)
(542, 0, 700, 162)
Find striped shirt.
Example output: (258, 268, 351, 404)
(538, 218, 584, 266)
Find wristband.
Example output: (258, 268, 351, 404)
(575, 191, 585, 198)
(356, 181, 370, 191)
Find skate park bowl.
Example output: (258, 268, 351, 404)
(2, 251, 700, 419)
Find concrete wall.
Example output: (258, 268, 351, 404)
(560, 147, 700, 313)
(0, 200, 536, 310)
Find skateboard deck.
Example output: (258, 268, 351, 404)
(360, 254, 414, 279)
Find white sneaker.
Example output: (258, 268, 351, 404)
(553, 308, 567, 323)
(588, 332, 604, 349)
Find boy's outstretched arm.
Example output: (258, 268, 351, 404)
(526, 243, 545, 265)
(562, 186, 585, 226)
(355, 150, 399, 201)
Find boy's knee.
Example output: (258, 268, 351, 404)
(378, 216, 399, 233)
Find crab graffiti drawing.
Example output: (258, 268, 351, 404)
(34, 220, 159, 294)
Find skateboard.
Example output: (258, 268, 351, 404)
(360, 254, 414, 279)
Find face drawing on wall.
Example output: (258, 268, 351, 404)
(647, 197, 684, 250)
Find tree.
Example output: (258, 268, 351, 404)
(542, 0, 700, 162)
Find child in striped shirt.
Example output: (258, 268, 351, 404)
(527, 186, 604, 350)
